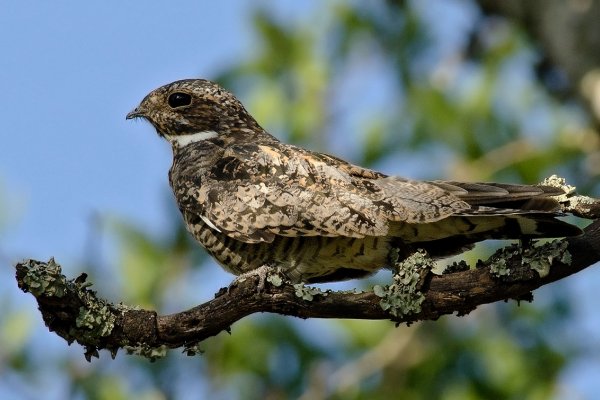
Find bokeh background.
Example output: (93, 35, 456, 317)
(2, 1, 600, 399)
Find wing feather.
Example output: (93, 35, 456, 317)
(176, 143, 470, 243)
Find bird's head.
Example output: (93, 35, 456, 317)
(126, 79, 265, 147)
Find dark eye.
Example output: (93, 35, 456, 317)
(168, 92, 192, 108)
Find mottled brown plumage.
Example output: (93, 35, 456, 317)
(127, 79, 582, 283)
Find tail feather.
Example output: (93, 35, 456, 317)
(390, 179, 582, 257)
(459, 213, 583, 239)
(429, 180, 564, 210)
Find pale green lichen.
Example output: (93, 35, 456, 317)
(68, 279, 119, 343)
(488, 244, 520, 278)
(75, 301, 116, 338)
(441, 260, 470, 274)
(293, 284, 328, 301)
(125, 344, 168, 362)
(522, 240, 571, 278)
(489, 254, 511, 277)
(540, 174, 576, 197)
(20, 258, 66, 297)
(566, 194, 599, 218)
(336, 288, 366, 295)
(538, 175, 600, 218)
(266, 274, 283, 287)
(374, 250, 432, 318)
(18, 258, 119, 353)
(183, 342, 204, 357)
(569, 194, 597, 207)
(489, 240, 571, 279)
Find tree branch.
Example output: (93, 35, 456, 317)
(15, 194, 600, 361)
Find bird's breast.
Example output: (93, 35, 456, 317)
(181, 210, 392, 283)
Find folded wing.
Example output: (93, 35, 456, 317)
(178, 143, 470, 243)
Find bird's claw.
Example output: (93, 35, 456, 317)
(227, 265, 278, 294)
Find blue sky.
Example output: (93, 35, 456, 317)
(0, 2, 288, 396)
(0, 2, 320, 398)
(1, 1, 259, 266)
(2, 1, 600, 398)
(0, 1, 304, 269)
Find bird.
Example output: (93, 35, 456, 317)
(126, 79, 582, 284)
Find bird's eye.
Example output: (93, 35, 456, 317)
(168, 92, 192, 108)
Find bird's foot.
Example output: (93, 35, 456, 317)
(228, 265, 281, 293)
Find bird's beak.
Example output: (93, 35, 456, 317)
(126, 107, 144, 120)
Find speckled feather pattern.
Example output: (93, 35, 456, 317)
(128, 79, 582, 283)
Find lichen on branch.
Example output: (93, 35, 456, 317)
(15, 215, 600, 361)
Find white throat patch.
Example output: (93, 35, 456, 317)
(165, 130, 218, 147)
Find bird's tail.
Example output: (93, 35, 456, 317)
(393, 209, 581, 241)
(428, 180, 567, 210)
(392, 211, 581, 258)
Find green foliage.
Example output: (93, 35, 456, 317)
(106, 215, 207, 307)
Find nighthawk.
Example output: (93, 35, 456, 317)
(127, 79, 582, 284)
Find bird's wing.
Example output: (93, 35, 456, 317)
(177, 143, 470, 243)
